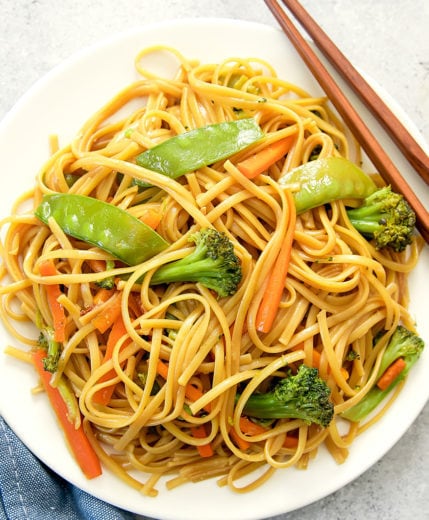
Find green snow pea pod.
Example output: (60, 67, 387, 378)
(279, 156, 377, 214)
(35, 193, 169, 265)
(135, 118, 263, 184)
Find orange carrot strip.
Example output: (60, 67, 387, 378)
(184, 384, 208, 407)
(376, 357, 407, 390)
(237, 136, 294, 179)
(88, 259, 108, 274)
(32, 349, 102, 479)
(309, 349, 321, 369)
(255, 190, 296, 333)
(191, 424, 214, 458)
(92, 287, 114, 306)
(91, 293, 122, 333)
(239, 416, 268, 436)
(230, 416, 267, 450)
(156, 359, 169, 379)
(39, 260, 66, 342)
(92, 315, 131, 405)
(283, 434, 299, 449)
(229, 426, 251, 451)
(139, 208, 163, 230)
(156, 360, 212, 413)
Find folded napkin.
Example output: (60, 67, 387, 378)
(0, 416, 137, 520)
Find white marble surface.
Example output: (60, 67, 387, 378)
(0, 1, 428, 519)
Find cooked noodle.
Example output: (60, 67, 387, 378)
(0, 45, 422, 496)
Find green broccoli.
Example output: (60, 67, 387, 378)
(346, 185, 416, 252)
(238, 364, 334, 428)
(38, 327, 62, 373)
(149, 228, 242, 298)
(341, 325, 424, 422)
(94, 259, 116, 289)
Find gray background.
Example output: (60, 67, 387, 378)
(0, 1, 428, 519)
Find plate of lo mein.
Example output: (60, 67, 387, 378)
(0, 18, 428, 520)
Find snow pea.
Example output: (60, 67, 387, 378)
(35, 193, 169, 265)
(279, 156, 377, 214)
(135, 118, 263, 183)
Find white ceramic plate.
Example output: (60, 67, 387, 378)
(0, 19, 428, 520)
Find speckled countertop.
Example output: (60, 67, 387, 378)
(0, 1, 428, 519)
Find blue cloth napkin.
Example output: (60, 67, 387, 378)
(0, 416, 137, 520)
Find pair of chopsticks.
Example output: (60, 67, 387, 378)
(264, 0, 429, 244)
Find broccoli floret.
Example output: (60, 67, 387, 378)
(39, 327, 62, 373)
(346, 186, 416, 252)
(239, 364, 334, 428)
(341, 325, 424, 422)
(149, 228, 242, 297)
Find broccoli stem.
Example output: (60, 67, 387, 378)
(39, 327, 62, 373)
(341, 326, 424, 422)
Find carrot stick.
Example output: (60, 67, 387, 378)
(91, 293, 122, 333)
(283, 434, 299, 449)
(39, 260, 66, 342)
(376, 357, 407, 390)
(239, 416, 268, 436)
(88, 259, 108, 274)
(156, 360, 212, 412)
(237, 136, 294, 179)
(229, 427, 251, 451)
(92, 287, 114, 306)
(32, 349, 102, 479)
(191, 424, 214, 457)
(139, 208, 163, 230)
(230, 416, 268, 450)
(92, 315, 131, 405)
(156, 359, 169, 379)
(255, 190, 296, 333)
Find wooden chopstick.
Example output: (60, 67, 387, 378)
(281, 0, 429, 186)
(264, 0, 429, 245)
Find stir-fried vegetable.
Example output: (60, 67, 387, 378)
(35, 193, 169, 265)
(135, 118, 263, 183)
(279, 156, 377, 213)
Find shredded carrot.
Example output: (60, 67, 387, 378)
(229, 426, 251, 450)
(127, 292, 143, 319)
(156, 359, 169, 379)
(92, 315, 131, 405)
(156, 360, 212, 413)
(255, 189, 296, 333)
(310, 349, 321, 369)
(92, 287, 114, 306)
(239, 416, 268, 437)
(231, 416, 267, 450)
(377, 357, 406, 390)
(91, 293, 122, 333)
(32, 349, 102, 479)
(88, 259, 108, 274)
(139, 208, 163, 230)
(283, 434, 299, 449)
(236, 136, 294, 179)
(39, 260, 66, 342)
(191, 424, 214, 457)
(234, 417, 298, 451)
